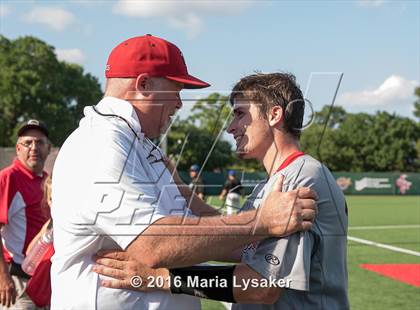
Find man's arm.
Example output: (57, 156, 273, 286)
(125, 176, 316, 269)
(89, 136, 316, 271)
(218, 189, 228, 201)
(93, 256, 280, 304)
(164, 159, 218, 216)
(178, 185, 218, 216)
(0, 174, 17, 307)
(0, 229, 16, 307)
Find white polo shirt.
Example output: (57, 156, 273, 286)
(51, 97, 200, 309)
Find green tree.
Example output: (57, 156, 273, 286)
(413, 87, 420, 168)
(0, 35, 103, 146)
(313, 105, 347, 128)
(302, 107, 419, 172)
(414, 86, 420, 119)
(167, 121, 234, 171)
(301, 123, 353, 171)
(167, 92, 241, 171)
(188, 93, 231, 132)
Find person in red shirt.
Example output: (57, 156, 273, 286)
(0, 120, 51, 309)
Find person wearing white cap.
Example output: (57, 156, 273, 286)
(51, 35, 317, 310)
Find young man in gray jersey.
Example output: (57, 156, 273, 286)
(93, 72, 348, 309)
(225, 73, 349, 309)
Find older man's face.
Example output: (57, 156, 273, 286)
(16, 129, 50, 174)
(133, 78, 183, 139)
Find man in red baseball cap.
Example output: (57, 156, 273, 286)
(51, 35, 317, 310)
(104, 34, 210, 138)
(105, 34, 209, 89)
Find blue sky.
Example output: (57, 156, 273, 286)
(0, 0, 419, 119)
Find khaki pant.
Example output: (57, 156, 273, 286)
(0, 275, 48, 310)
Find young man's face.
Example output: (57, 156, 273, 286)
(227, 96, 272, 160)
(16, 129, 50, 173)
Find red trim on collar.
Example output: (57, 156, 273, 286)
(13, 159, 46, 180)
(275, 151, 305, 173)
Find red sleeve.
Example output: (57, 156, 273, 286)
(0, 170, 13, 224)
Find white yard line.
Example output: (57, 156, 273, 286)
(349, 224, 420, 230)
(348, 236, 420, 257)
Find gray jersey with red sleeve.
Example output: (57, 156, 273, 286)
(233, 155, 349, 310)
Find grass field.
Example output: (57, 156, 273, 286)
(201, 195, 420, 310)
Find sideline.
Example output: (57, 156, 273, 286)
(348, 236, 420, 257)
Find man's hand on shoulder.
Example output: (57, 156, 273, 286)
(259, 175, 318, 237)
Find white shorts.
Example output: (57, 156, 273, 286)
(226, 192, 241, 211)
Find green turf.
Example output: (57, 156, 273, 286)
(346, 195, 420, 309)
(202, 195, 420, 310)
(201, 299, 227, 310)
(347, 195, 420, 226)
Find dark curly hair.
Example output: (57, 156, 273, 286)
(230, 72, 305, 138)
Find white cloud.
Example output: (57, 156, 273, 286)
(112, 0, 254, 38)
(168, 13, 204, 39)
(55, 48, 85, 64)
(338, 75, 417, 106)
(356, 0, 386, 8)
(23, 7, 75, 31)
(0, 4, 11, 17)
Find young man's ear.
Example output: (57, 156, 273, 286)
(268, 106, 284, 127)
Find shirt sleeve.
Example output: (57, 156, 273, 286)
(195, 179, 204, 194)
(242, 169, 320, 291)
(0, 170, 13, 224)
(244, 232, 314, 291)
(223, 181, 230, 191)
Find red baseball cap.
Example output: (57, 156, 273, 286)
(105, 34, 210, 89)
